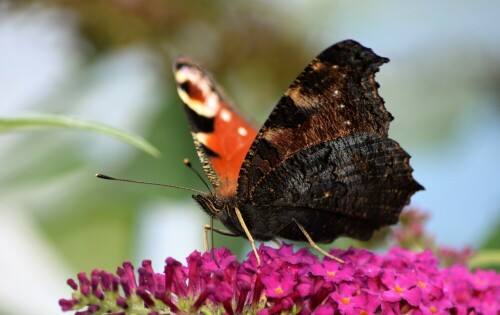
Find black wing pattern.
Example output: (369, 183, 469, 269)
(236, 40, 423, 240)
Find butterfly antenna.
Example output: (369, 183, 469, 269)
(183, 158, 213, 194)
(95, 173, 206, 194)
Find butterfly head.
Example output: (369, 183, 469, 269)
(192, 193, 233, 222)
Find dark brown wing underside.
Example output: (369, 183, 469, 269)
(233, 133, 423, 242)
(235, 40, 423, 242)
(275, 208, 388, 242)
(238, 40, 395, 198)
(251, 133, 423, 221)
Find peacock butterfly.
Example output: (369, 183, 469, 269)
(173, 40, 423, 263)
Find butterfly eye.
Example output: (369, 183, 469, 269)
(211, 199, 225, 214)
(209, 202, 221, 213)
(207, 198, 223, 214)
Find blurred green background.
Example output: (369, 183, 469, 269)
(1, 1, 499, 314)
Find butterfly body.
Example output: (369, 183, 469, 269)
(174, 40, 423, 245)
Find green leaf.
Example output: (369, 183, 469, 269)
(0, 114, 161, 158)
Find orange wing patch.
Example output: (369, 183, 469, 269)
(174, 56, 258, 196)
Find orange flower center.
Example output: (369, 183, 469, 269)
(359, 311, 368, 315)
(430, 306, 438, 313)
(418, 281, 426, 288)
(274, 286, 284, 295)
(341, 297, 350, 305)
(394, 284, 405, 294)
(326, 271, 336, 277)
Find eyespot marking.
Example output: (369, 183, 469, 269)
(220, 109, 232, 122)
(175, 67, 220, 118)
(238, 127, 248, 136)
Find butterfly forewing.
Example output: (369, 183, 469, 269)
(238, 40, 398, 198)
(174, 56, 258, 194)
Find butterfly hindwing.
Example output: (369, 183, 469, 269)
(249, 134, 422, 241)
(173, 56, 258, 194)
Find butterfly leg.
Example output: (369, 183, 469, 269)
(292, 219, 344, 263)
(203, 224, 238, 251)
(234, 207, 261, 265)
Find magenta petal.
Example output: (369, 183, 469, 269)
(354, 299, 380, 315)
(310, 263, 325, 276)
(67, 279, 78, 290)
(381, 301, 400, 315)
(336, 265, 355, 282)
(313, 303, 335, 315)
(361, 263, 381, 278)
(261, 273, 295, 298)
(396, 274, 416, 289)
(381, 290, 402, 302)
(296, 282, 313, 297)
(214, 282, 233, 302)
(322, 260, 341, 272)
(277, 243, 295, 257)
(59, 299, 76, 311)
(380, 271, 396, 287)
(256, 309, 269, 315)
(337, 283, 357, 297)
(403, 287, 421, 307)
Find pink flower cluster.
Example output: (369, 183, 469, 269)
(59, 244, 499, 314)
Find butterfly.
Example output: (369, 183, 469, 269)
(173, 40, 423, 264)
